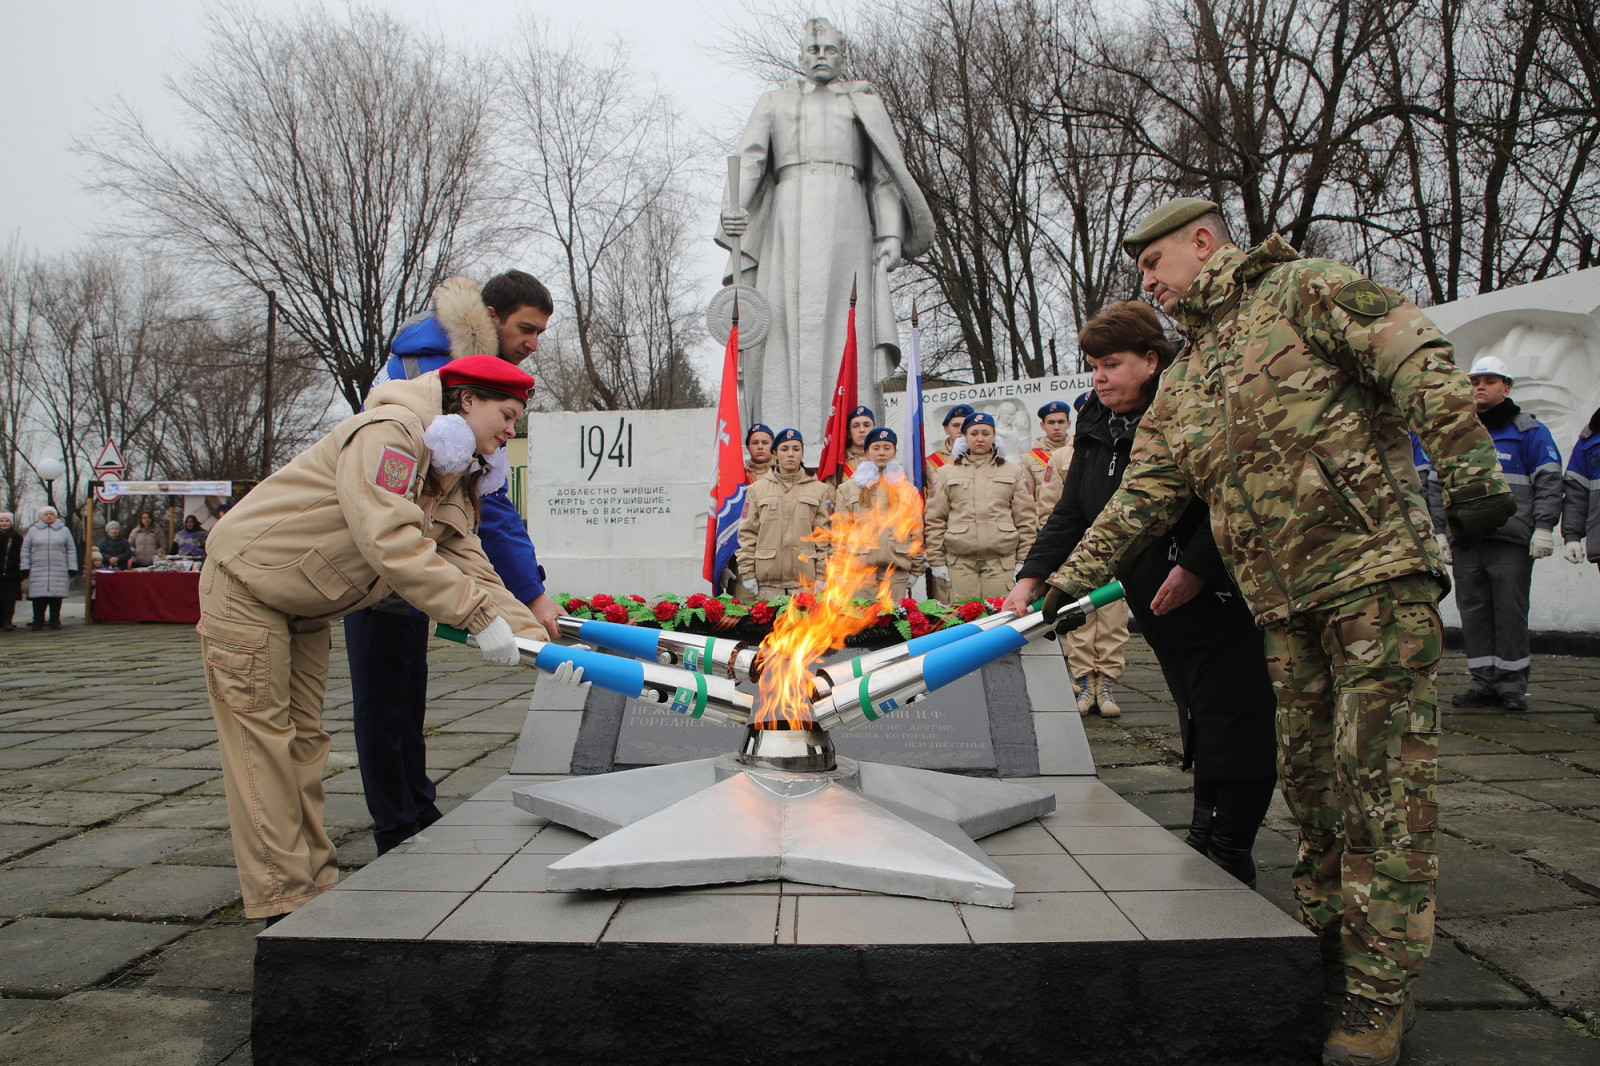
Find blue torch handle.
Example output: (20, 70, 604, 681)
(920, 625, 1027, 692)
(572, 618, 661, 664)
(533, 645, 644, 699)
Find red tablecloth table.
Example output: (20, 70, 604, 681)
(93, 570, 202, 623)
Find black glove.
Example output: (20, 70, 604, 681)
(1040, 585, 1067, 623)
(1447, 490, 1516, 545)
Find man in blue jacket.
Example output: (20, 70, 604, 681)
(1444, 356, 1563, 712)
(349, 269, 559, 854)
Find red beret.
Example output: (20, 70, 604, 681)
(438, 354, 536, 402)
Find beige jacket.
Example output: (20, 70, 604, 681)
(833, 475, 925, 576)
(736, 469, 832, 586)
(1035, 440, 1076, 514)
(204, 374, 542, 638)
(129, 526, 163, 566)
(925, 451, 1038, 566)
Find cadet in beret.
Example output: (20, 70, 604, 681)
(1024, 400, 1074, 514)
(744, 423, 775, 483)
(199, 354, 546, 921)
(736, 428, 833, 600)
(924, 403, 975, 599)
(833, 427, 925, 600)
(1042, 195, 1514, 1064)
(925, 411, 1037, 603)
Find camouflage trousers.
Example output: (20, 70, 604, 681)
(1263, 575, 1443, 1006)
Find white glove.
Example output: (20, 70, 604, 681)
(931, 565, 949, 582)
(851, 461, 880, 487)
(1563, 539, 1588, 564)
(742, 578, 760, 598)
(1436, 536, 1452, 566)
(548, 660, 586, 686)
(474, 617, 519, 666)
(1530, 528, 1555, 559)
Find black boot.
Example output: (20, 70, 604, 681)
(1183, 796, 1215, 853)
(1205, 811, 1261, 888)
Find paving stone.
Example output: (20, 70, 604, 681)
(150, 748, 223, 770)
(260, 889, 467, 940)
(1120, 790, 1192, 829)
(958, 891, 1142, 943)
(118, 796, 234, 831)
(1446, 809, 1600, 892)
(143, 922, 262, 992)
(46, 865, 241, 922)
(0, 867, 119, 918)
(1438, 782, 1553, 819)
(1440, 733, 1515, 756)
(0, 996, 44, 1034)
(1405, 1007, 1600, 1066)
(0, 988, 250, 1066)
(0, 918, 189, 996)
(319, 793, 375, 830)
(0, 749, 64, 770)
(428, 890, 619, 943)
(123, 729, 219, 750)
(338, 853, 507, 893)
(1048, 825, 1193, 856)
(793, 894, 970, 944)
(1247, 828, 1300, 869)
(0, 825, 75, 863)
(0, 791, 161, 827)
(44, 748, 176, 775)
(1038, 802, 1161, 828)
(1077, 852, 1245, 892)
(386, 824, 541, 855)
(1493, 776, 1600, 808)
(156, 833, 237, 868)
(1412, 938, 1533, 1009)
(10, 828, 214, 869)
(1110, 888, 1306, 939)
(1446, 909, 1600, 1014)
(431, 765, 506, 800)
(1443, 754, 1593, 781)
(1097, 763, 1195, 794)
(16, 732, 145, 751)
(603, 892, 780, 944)
(989, 853, 1099, 892)
(1252, 866, 1298, 919)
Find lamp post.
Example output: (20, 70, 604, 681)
(36, 457, 65, 511)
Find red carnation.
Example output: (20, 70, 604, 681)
(898, 598, 919, 612)
(907, 610, 933, 637)
(958, 601, 986, 622)
(565, 597, 588, 614)
(987, 597, 1006, 611)
(750, 601, 775, 624)
(653, 600, 679, 622)
(628, 594, 647, 604)
(704, 599, 726, 622)
(793, 592, 816, 610)
(590, 594, 615, 609)
(685, 593, 709, 609)
(602, 603, 628, 624)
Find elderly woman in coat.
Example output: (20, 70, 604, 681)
(21, 505, 78, 630)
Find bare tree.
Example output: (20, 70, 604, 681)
(497, 26, 707, 410)
(0, 241, 42, 512)
(82, 4, 495, 413)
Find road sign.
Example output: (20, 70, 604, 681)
(94, 476, 123, 503)
(93, 439, 125, 473)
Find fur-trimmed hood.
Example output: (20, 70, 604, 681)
(432, 276, 499, 358)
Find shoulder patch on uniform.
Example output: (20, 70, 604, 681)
(374, 447, 418, 495)
(1332, 278, 1393, 319)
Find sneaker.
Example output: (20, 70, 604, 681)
(1500, 693, 1527, 712)
(1074, 675, 1095, 716)
(1451, 688, 1499, 707)
(1096, 676, 1122, 718)
(1322, 992, 1410, 1066)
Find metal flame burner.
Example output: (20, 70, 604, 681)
(738, 722, 835, 772)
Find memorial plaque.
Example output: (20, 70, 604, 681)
(829, 672, 994, 770)
(612, 699, 748, 768)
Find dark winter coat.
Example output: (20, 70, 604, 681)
(1020, 393, 1276, 782)
(0, 527, 23, 582)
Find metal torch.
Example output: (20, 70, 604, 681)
(434, 623, 753, 726)
(553, 616, 764, 682)
(810, 581, 1125, 732)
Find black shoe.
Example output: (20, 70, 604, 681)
(27, 623, 41, 631)
(1204, 812, 1260, 889)
(1500, 693, 1527, 712)
(1451, 689, 1499, 707)
(1, 624, 13, 631)
(48, 622, 60, 630)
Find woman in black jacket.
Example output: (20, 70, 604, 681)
(1007, 301, 1277, 885)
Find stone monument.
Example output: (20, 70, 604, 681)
(717, 17, 934, 457)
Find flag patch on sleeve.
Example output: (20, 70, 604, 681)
(374, 447, 418, 495)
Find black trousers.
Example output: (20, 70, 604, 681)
(0, 578, 17, 626)
(344, 607, 440, 854)
(30, 597, 62, 626)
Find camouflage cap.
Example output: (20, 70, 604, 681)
(1122, 197, 1220, 259)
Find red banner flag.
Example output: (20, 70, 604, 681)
(815, 299, 859, 483)
(702, 321, 747, 584)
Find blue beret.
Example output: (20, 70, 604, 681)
(746, 423, 773, 443)
(1073, 391, 1092, 411)
(943, 403, 976, 425)
(962, 411, 996, 431)
(848, 405, 875, 422)
(773, 428, 803, 446)
(1037, 400, 1070, 419)
(865, 427, 897, 446)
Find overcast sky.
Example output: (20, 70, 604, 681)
(0, 0, 873, 278)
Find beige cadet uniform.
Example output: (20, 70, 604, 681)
(1020, 435, 1057, 510)
(736, 469, 833, 600)
(833, 475, 925, 600)
(923, 439, 956, 599)
(200, 374, 543, 918)
(1036, 440, 1129, 684)
(743, 456, 773, 483)
(925, 451, 1038, 602)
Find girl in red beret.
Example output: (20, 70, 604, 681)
(198, 354, 544, 921)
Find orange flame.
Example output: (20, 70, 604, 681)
(755, 468, 926, 728)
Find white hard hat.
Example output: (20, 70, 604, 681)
(1467, 355, 1514, 385)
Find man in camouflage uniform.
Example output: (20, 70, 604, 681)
(1043, 198, 1514, 1066)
